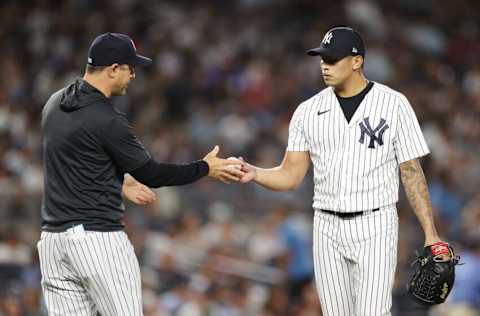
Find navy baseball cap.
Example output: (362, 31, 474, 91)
(87, 33, 152, 67)
(307, 27, 365, 59)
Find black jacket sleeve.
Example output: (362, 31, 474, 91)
(129, 158, 210, 188)
(101, 114, 151, 172)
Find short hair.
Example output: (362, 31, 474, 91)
(85, 64, 108, 74)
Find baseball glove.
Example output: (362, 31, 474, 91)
(407, 241, 461, 305)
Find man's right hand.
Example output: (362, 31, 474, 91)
(202, 146, 245, 183)
(238, 157, 257, 183)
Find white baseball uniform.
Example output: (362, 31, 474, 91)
(287, 82, 429, 315)
(37, 225, 143, 316)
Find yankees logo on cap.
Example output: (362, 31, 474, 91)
(307, 26, 365, 60)
(322, 32, 333, 45)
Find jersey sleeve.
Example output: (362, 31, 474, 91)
(101, 114, 151, 172)
(286, 102, 309, 152)
(393, 95, 430, 164)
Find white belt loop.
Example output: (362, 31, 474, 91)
(66, 224, 85, 236)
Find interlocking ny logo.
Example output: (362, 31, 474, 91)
(358, 117, 389, 149)
(322, 32, 333, 45)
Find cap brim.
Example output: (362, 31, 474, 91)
(131, 54, 152, 66)
(307, 47, 348, 59)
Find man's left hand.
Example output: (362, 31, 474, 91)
(122, 174, 157, 205)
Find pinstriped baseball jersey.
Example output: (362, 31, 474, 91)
(287, 82, 429, 212)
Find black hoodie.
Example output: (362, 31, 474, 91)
(42, 79, 210, 232)
(41, 79, 151, 231)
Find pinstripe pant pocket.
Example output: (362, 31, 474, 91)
(38, 231, 143, 316)
(65, 231, 143, 316)
(38, 232, 98, 316)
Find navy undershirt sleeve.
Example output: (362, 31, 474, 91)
(129, 158, 210, 188)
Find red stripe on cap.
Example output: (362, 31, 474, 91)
(431, 242, 449, 256)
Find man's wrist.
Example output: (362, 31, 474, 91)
(252, 167, 259, 182)
(424, 234, 441, 246)
(198, 160, 210, 177)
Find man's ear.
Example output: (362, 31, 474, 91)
(353, 56, 364, 71)
(106, 64, 119, 78)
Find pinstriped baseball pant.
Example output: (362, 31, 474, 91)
(37, 228, 143, 316)
(313, 205, 398, 316)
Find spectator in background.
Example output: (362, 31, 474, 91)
(0, 1, 479, 315)
(278, 208, 314, 302)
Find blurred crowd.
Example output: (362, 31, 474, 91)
(0, 0, 479, 315)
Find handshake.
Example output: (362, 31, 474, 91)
(202, 145, 255, 184)
(123, 145, 257, 206)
